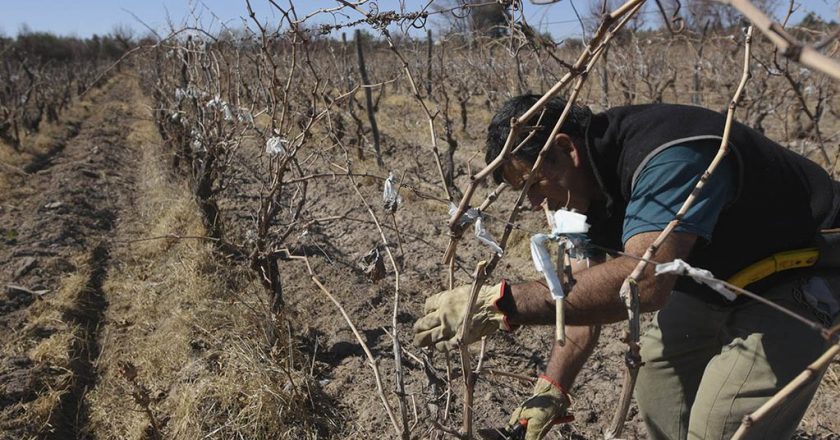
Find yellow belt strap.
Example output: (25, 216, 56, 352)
(726, 248, 820, 289)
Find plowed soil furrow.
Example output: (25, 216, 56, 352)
(0, 78, 139, 439)
(49, 243, 110, 440)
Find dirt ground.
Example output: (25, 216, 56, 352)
(1, 74, 839, 440)
(0, 77, 139, 438)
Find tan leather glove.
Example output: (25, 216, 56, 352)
(412, 281, 515, 352)
(507, 376, 574, 440)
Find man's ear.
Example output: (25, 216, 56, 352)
(551, 133, 583, 168)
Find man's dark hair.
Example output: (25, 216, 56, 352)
(485, 94, 591, 183)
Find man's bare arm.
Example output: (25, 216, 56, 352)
(506, 231, 697, 326)
(543, 324, 601, 390)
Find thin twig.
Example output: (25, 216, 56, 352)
(347, 171, 410, 440)
(303, 257, 401, 436)
(118, 234, 221, 244)
(456, 260, 488, 438)
(732, 343, 840, 439)
(483, 368, 537, 384)
(0, 160, 29, 176)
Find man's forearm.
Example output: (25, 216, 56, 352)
(506, 255, 669, 326)
(505, 249, 676, 325)
(504, 231, 696, 326)
(545, 325, 601, 391)
(505, 231, 696, 326)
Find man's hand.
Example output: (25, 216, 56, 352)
(412, 282, 514, 351)
(507, 376, 573, 440)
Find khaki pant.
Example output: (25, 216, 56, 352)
(635, 272, 840, 440)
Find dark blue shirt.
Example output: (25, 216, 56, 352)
(622, 142, 737, 245)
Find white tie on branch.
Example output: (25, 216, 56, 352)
(534, 208, 592, 345)
(238, 109, 254, 125)
(222, 103, 234, 121)
(448, 202, 479, 228)
(655, 259, 736, 301)
(447, 202, 503, 256)
(531, 234, 566, 301)
(474, 216, 503, 256)
(206, 95, 223, 108)
(383, 172, 402, 212)
(605, 26, 755, 439)
(206, 95, 244, 121)
(265, 136, 287, 157)
(530, 210, 592, 301)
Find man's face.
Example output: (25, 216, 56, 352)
(500, 157, 587, 212)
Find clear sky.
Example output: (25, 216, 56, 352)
(0, 0, 836, 41)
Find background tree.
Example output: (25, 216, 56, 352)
(676, 0, 779, 31)
(433, 1, 512, 38)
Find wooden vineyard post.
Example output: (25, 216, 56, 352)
(426, 29, 433, 97)
(355, 29, 383, 167)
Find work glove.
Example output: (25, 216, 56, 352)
(412, 281, 515, 352)
(507, 376, 574, 440)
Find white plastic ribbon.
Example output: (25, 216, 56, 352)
(190, 129, 205, 153)
(531, 234, 564, 300)
(475, 216, 503, 256)
(550, 209, 592, 260)
(175, 85, 204, 100)
(238, 109, 254, 125)
(206, 95, 224, 109)
(206, 95, 234, 121)
(552, 209, 590, 235)
(222, 102, 234, 121)
(528, 210, 593, 301)
(383, 172, 402, 210)
(448, 202, 480, 228)
(655, 259, 736, 301)
(265, 136, 287, 156)
(448, 202, 502, 255)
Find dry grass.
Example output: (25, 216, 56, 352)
(5, 253, 93, 434)
(83, 78, 340, 439)
(0, 141, 30, 204)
